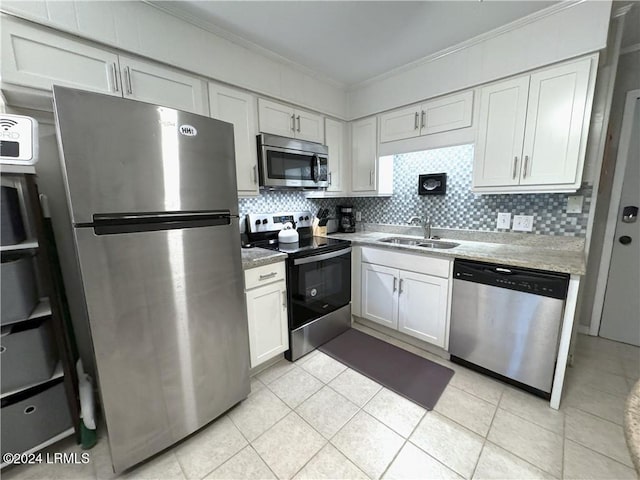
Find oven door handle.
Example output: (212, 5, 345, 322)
(293, 247, 352, 265)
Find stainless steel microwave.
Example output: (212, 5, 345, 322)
(257, 133, 328, 189)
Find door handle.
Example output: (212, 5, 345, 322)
(111, 63, 119, 92)
(399, 279, 404, 294)
(291, 114, 295, 131)
(124, 66, 132, 95)
(619, 236, 632, 245)
(421, 110, 426, 129)
(369, 170, 373, 186)
(523, 155, 529, 178)
(393, 277, 397, 292)
(622, 206, 638, 223)
(282, 290, 287, 309)
(328, 172, 332, 186)
(259, 272, 278, 280)
(296, 115, 301, 132)
(253, 165, 258, 184)
(414, 112, 419, 130)
(512, 156, 518, 179)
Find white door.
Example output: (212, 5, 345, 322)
(1, 16, 120, 96)
(473, 76, 530, 187)
(361, 263, 398, 329)
(420, 90, 474, 135)
(379, 105, 420, 143)
(397, 271, 449, 348)
(521, 58, 591, 186)
(600, 95, 640, 346)
(258, 98, 295, 137)
(118, 56, 207, 115)
(351, 116, 378, 192)
(325, 118, 346, 192)
(246, 280, 288, 368)
(295, 109, 324, 143)
(209, 83, 259, 196)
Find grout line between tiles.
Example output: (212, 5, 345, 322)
(225, 414, 281, 480)
(469, 387, 503, 479)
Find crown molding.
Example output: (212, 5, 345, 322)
(347, 0, 588, 92)
(143, 1, 347, 90)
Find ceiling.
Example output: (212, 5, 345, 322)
(157, 1, 559, 86)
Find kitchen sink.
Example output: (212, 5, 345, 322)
(378, 237, 459, 249)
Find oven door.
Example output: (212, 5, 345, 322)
(288, 247, 351, 330)
(260, 146, 328, 188)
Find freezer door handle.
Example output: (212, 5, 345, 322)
(88, 211, 237, 235)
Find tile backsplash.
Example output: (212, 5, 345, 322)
(238, 144, 592, 237)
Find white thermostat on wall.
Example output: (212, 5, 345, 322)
(0, 114, 39, 165)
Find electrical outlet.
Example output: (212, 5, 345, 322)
(567, 195, 584, 214)
(496, 212, 511, 229)
(355, 211, 362, 222)
(513, 215, 534, 232)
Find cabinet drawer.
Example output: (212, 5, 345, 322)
(361, 247, 450, 278)
(244, 262, 286, 290)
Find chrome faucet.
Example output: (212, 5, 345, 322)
(407, 215, 432, 239)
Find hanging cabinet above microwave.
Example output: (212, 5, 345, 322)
(257, 98, 324, 144)
(472, 56, 594, 194)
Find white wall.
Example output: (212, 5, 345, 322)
(347, 1, 612, 120)
(0, 0, 348, 118)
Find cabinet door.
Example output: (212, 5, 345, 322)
(119, 56, 207, 115)
(295, 109, 324, 143)
(209, 83, 259, 196)
(379, 105, 420, 143)
(351, 116, 378, 192)
(1, 16, 120, 96)
(397, 271, 449, 348)
(361, 263, 398, 329)
(421, 90, 473, 135)
(473, 76, 530, 188)
(520, 59, 591, 186)
(246, 280, 288, 368)
(258, 98, 295, 137)
(325, 118, 348, 192)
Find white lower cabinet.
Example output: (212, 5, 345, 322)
(359, 248, 451, 349)
(244, 263, 288, 368)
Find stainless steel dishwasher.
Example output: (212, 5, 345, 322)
(449, 259, 569, 398)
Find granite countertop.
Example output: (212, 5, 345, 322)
(241, 247, 287, 270)
(625, 379, 640, 473)
(325, 226, 586, 275)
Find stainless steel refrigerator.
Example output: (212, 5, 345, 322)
(52, 86, 250, 473)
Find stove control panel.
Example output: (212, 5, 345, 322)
(247, 211, 313, 234)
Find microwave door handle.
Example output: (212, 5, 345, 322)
(311, 154, 319, 182)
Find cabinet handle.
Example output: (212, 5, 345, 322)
(328, 172, 332, 186)
(296, 115, 301, 132)
(369, 170, 373, 186)
(414, 112, 419, 130)
(111, 63, 119, 92)
(291, 114, 295, 131)
(421, 110, 426, 129)
(282, 290, 287, 309)
(393, 277, 397, 292)
(512, 156, 518, 179)
(399, 279, 403, 294)
(259, 272, 277, 280)
(523, 155, 529, 179)
(253, 165, 258, 184)
(124, 66, 132, 95)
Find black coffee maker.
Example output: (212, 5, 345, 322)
(337, 205, 356, 233)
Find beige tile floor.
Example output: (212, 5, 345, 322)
(4, 333, 639, 480)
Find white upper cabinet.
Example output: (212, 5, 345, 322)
(473, 57, 594, 193)
(473, 76, 530, 188)
(209, 83, 259, 196)
(325, 118, 349, 193)
(379, 91, 473, 143)
(351, 116, 378, 192)
(119, 56, 207, 115)
(1, 16, 120, 96)
(257, 98, 324, 143)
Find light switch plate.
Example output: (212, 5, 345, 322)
(567, 195, 584, 214)
(496, 212, 511, 229)
(513, 215, 534, 232)
(355, 211, 362, 222)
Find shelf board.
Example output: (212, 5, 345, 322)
(2, 298, 52, 328)
(0, 427, 75, 469)
(0, 238, 39, 252)
(0, 164, 36, 175)
(1, 359, 64, 400)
